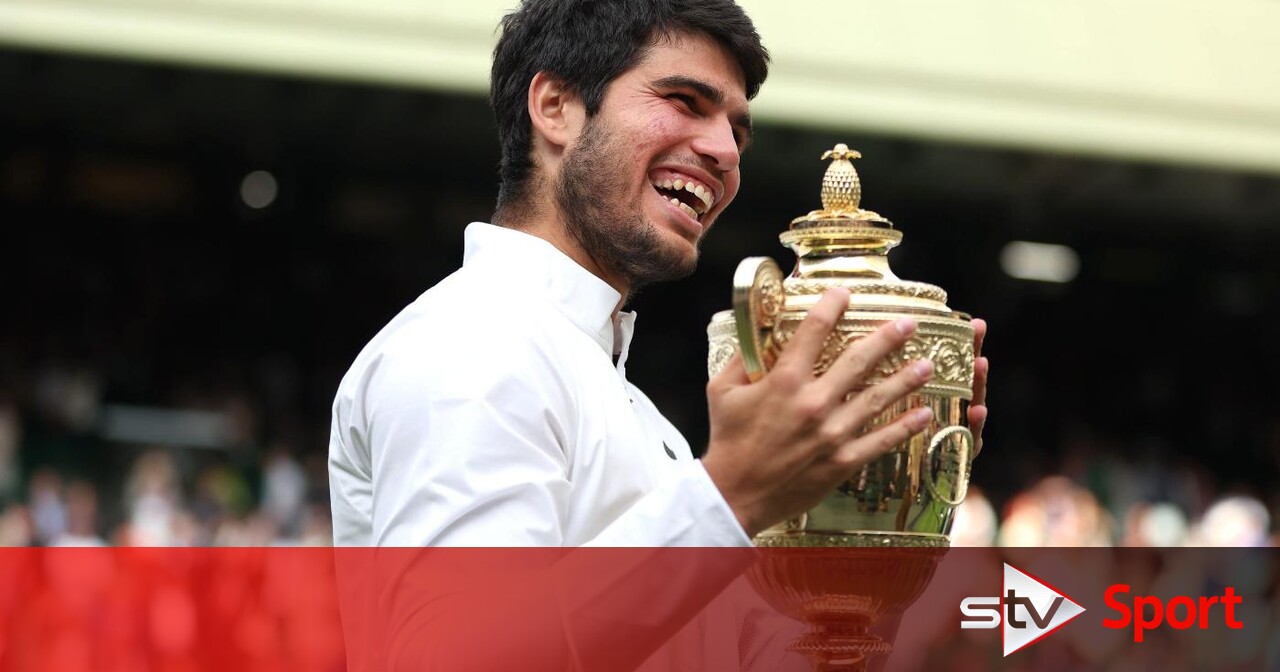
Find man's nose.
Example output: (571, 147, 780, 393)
(691, 117, 740, 173)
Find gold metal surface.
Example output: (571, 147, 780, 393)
(708, 144, 978, 671)
(819, 143, 863, 213)
(748, 544, 947, 671)
(732, 257, 784, 382)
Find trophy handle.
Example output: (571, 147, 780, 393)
(922, 425, 974, 506)
(732, 257, 784, 382)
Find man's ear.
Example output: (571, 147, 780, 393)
(528, 71, 584, 151)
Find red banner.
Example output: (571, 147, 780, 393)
(0, 547, 1272, 671)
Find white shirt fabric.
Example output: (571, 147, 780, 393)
(328, 222, 752, 548)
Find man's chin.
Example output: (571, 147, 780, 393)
(622, 243, 698, 289)
(656, 224, 702, 271)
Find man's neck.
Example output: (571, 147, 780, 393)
(493, 206, 631, 308)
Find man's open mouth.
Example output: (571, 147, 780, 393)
(651, 177, 715, 223)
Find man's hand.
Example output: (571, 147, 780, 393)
(702, 288, 936, 538)
(969, 318, 989, 456)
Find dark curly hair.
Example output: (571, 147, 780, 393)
(490, 0, 768, 215)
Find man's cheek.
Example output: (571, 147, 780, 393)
(643, 111, 680, 138)
(720, 176, 741, 211)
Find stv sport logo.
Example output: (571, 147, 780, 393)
(959, 563, 1086, 656)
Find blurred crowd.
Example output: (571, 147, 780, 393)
(2, 435, 1274, 550)
(0, 357, 333, 548)
(2, 365, 1279, 672)
(0, 452, 332, 548)
(0, 358, 1274, 549)
(952, 472, 1274, 549)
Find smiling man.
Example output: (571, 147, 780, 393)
(504, 30, 751, 294)
(329, 0, 986, 552)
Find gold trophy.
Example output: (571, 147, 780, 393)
(707, 145, 977, 671)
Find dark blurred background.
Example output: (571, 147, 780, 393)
(2, 26, 1279, 547)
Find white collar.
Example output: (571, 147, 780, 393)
(462, 223, 637, 367)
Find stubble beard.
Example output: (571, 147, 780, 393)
(556, 118, 699, 292)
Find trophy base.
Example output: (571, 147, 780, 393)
(749, 532, 948, 672)
(792, 624, 892, 672)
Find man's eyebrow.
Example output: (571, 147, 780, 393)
(654, 75, 754, 147)
(653, 75, 723, 105)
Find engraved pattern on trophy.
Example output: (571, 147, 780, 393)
(705, 339, 737, 379)
(781, 225, 899, 240)
(768, 321, 974, 393)
(784, 279, 948, 303)
(883, 330, 974, 391)
(757, 273, 782, 322)
(922, 334, 974, 389)
(706, 144, 979, 672)
(732, 257, 784, 382)
(705, 311, 741, 379)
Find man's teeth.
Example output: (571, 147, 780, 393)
(653, 177, 715, 213)
(669, 197, 700, 221)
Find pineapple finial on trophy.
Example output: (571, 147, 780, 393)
(819, 143, 863, 213)
(793, 143, 888, 227)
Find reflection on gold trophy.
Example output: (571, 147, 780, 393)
(707, 145, 977, 671)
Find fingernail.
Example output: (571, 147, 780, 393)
(894, 318, 916, 336)
(911, 407, 933, 428)
(912, 360, 933, 380)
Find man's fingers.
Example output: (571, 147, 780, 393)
(774, 288, 849, 374)
(968, 404, 987, 436)
(968, 404, 987, 457)
(818, 317, 916, 396)
(972, 356, 988, 406)
(969, 319, 989, 457)
(833, 358, 933, 430)
(830, 407, 933, 472)
(971, 318, 987, 358)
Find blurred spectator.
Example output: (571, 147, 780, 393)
(261, 447, 307, 537)
(124, 450, 183, 545)
(52, 480, 106, 546)
(996, 476, 1112, 547)
(0, 503, 33, 546)
(951, 487, 997, 547)
(1121, 501, 1190, 547)
(1191, 494, 1270, 547)
(28, 468, 67, 545)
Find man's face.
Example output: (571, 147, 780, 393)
(556, 31, 751, 290)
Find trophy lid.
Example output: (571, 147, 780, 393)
(780, 144, 958, 317)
